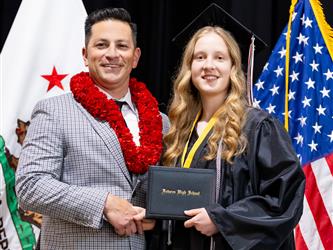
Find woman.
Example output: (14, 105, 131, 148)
(151, 26, 305, 250)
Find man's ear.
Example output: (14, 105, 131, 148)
(132, 47, 141, 69)
(82, 47, 88, 67)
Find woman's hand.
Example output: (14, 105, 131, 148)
(142, 218, 156, 231)
(184, 208, 218, 236)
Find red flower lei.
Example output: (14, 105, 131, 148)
(70, 72, 163, 174)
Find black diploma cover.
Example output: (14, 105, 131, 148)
(146, 166, 216, 220)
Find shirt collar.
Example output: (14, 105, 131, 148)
(96, 86, 136, 113)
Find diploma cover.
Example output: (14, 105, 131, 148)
(146, 166, 216, 220)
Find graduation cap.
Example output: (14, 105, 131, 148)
(172, 2, 267, 60)
(172, 3, 268, 104)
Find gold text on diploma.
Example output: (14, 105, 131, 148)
(161, 188, 201, 196)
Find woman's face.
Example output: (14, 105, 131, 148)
(191, 32, 232, 100)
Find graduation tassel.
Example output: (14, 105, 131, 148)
(215, 139, 223, 202)
(167, 220, 172, 245)
(210, 237, 215, 250)
(210, 139, 223, 250)
(246, 35, 256, 106)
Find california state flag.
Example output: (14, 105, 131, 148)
(0, 0, 87, 248)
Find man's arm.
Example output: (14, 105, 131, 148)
(15, 98, 108, 229)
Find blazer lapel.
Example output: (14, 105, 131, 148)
(74, 98, 133, 186)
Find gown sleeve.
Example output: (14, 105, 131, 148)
(206, 113, 305, 249)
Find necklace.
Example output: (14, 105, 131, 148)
(70, 72, 163, 174)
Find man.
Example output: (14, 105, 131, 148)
(16, 7, 169, 249)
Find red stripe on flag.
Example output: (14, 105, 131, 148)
(303, 164, 333, 249)
(295, 225, 308, 250)
(324, 152, 333, 176)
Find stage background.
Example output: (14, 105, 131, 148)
(1, 0, 332, 112)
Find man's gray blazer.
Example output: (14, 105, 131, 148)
(16, 93, 169, 250)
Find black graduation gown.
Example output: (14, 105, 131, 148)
(147, 108, 305, 250)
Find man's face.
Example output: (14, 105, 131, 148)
(83, 20, 141, 94)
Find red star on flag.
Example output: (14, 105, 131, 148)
(41, 66, 68, 91)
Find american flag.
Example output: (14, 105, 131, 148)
(253, 0, 333, 249)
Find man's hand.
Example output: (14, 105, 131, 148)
(184, 208, 218, 236)
(133, 206, 156, 231)
(103, 194, 141, 236)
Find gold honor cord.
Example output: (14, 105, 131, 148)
(181, 112, 218, 168)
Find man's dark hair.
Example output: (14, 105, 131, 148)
(84, 7, 137, 47)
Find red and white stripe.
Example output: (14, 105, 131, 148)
(296, 153, 333, 250)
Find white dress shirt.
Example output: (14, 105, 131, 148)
(97, 87, 140, 146)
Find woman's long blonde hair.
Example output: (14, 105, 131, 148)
(163, 26, 248, 166)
